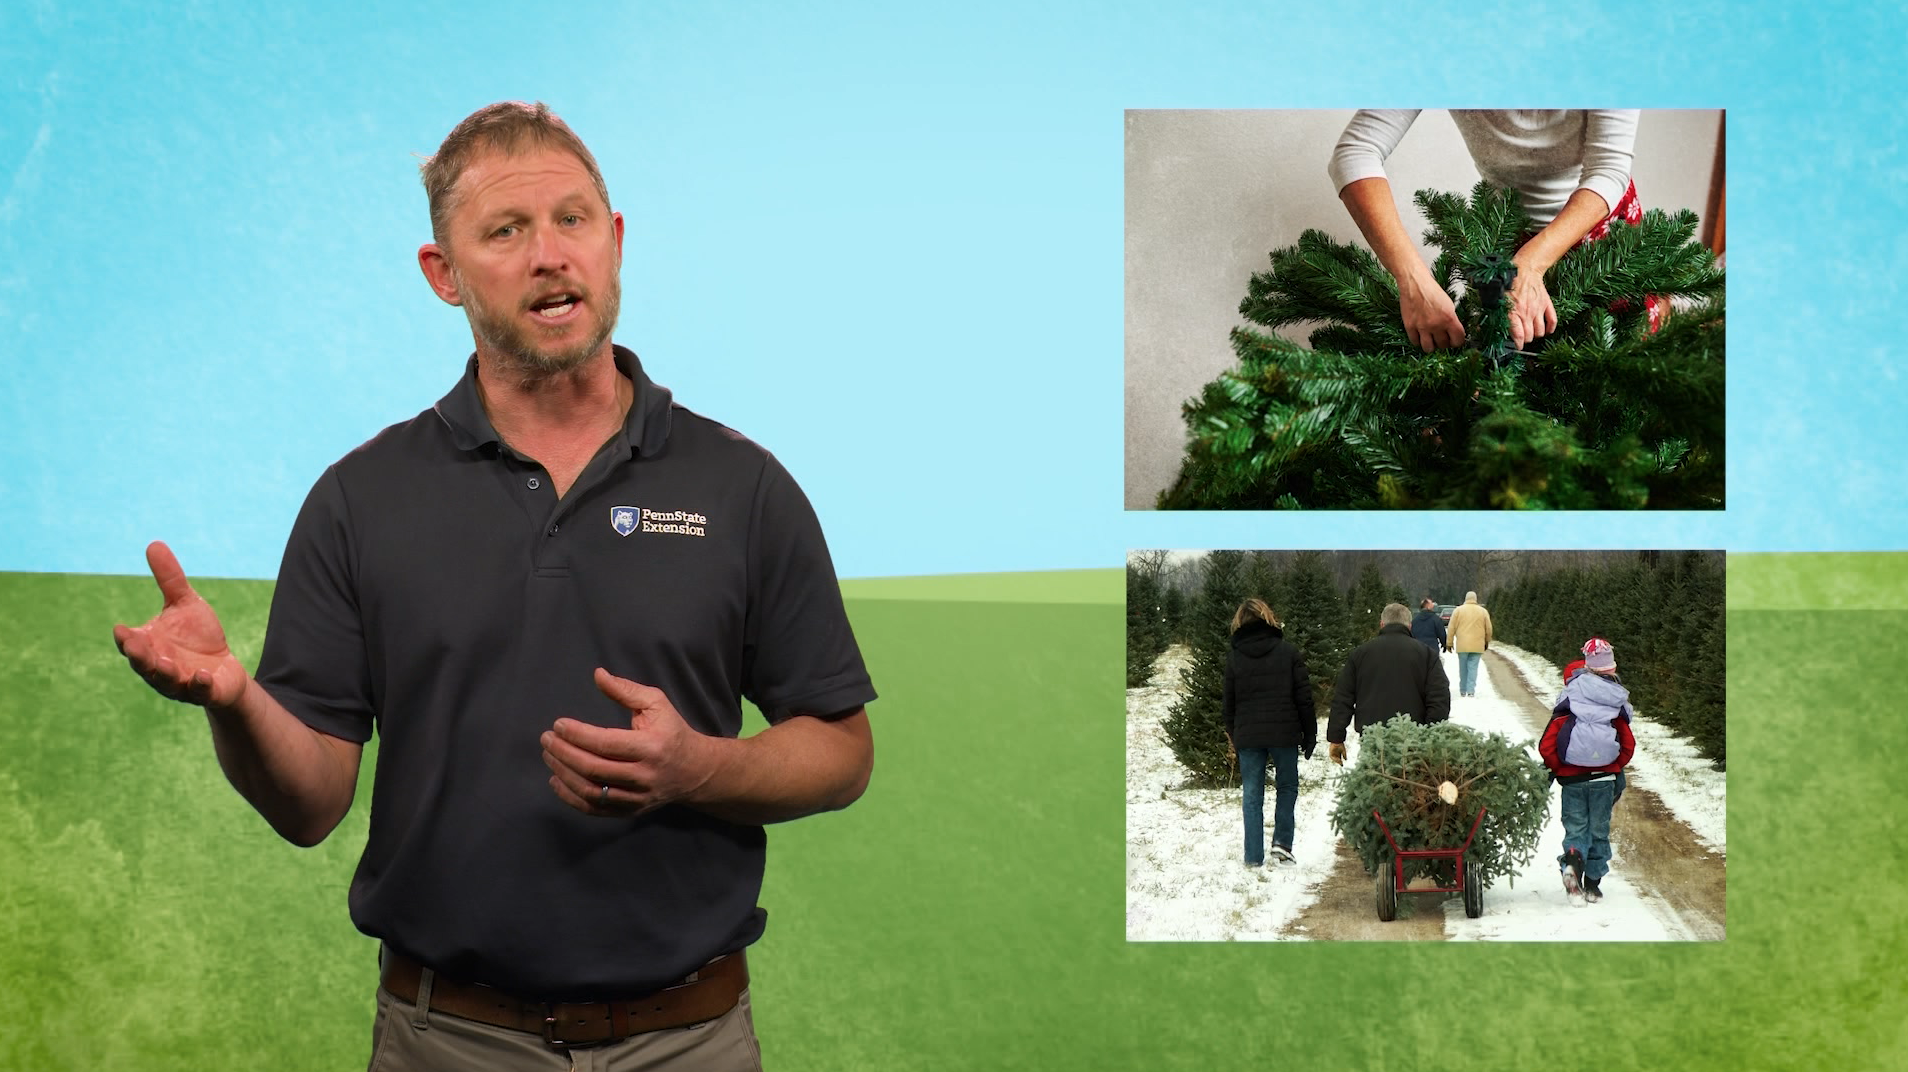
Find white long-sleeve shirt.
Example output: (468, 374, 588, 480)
(1329, 109, 1641, 224)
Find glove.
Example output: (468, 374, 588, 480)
(1329, 742, 1347, 766)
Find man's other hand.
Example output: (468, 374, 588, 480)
(112, 541, 247, 710)
(542, 668, 719, 817)
(1329, 742, 1347, 766)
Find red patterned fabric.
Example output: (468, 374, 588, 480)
(1578, 179, 1664, 333)
(1580, 179, 1643, 243)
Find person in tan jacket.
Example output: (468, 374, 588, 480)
(1447, 591, 1494, 697)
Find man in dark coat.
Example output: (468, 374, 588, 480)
(1409, 597, 1448, 655)
(1326, 603, 1452, 764)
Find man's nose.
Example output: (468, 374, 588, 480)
(529, 226, 570, 272)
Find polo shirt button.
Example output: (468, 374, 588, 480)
(527, 477, 540, 490)
(548, 524, 560, 536)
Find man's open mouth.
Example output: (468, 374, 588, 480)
(531, 293, 579, 319)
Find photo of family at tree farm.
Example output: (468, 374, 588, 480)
(1124, 110, 1724, 510)
(1126, 550, 1724, 942)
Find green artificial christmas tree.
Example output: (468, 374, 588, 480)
(1329, 719, 1551, 888)
(1159, 183, 1725, 510)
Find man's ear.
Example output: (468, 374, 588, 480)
(418, 243, 462, 306)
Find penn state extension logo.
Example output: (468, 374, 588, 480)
(610, 505, 707, 538)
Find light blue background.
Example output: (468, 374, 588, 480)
(2, 1, 1902, 580)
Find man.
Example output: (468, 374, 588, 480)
(1447, 590, 1495, 698)
(1409, 597, 1447, 656)
(112, 101, 875, 1069)
(1326, 603, 1450, 765)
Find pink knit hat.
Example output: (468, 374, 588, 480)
(1582, 637, 1616, 672)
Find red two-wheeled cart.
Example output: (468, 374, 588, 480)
(1372, 805, 1487, 921)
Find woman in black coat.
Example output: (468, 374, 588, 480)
(1222, 598, 1316, 868)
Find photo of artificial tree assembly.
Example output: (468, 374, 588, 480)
(1126, 110, 1725, 510)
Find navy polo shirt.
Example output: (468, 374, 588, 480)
(255, 345, 875, 998)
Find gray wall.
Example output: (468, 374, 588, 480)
(1124, 109, 1723, 509)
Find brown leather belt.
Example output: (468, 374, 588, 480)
(380, 948, 748, 1048)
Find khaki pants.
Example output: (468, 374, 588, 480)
(366, 983, 764, 1071)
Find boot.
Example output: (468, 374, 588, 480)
(1560, 848, 1585, 904)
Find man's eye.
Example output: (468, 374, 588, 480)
(491, 225, 517, 239)
(561, 214, 582, 226)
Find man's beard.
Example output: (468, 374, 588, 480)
(456, 268, 621, 379)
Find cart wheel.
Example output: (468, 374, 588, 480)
(1463, 859, 1484, 919)
(1376, 865, 1397, 922)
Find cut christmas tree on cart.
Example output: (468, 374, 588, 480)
(1328, 719, 1552, 922)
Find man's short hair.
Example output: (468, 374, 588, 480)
(1380, 603, 1411, 627)
(1464, 590, 1477, 602)
(1421, 597, 1435, 608)
(420, 100, 612, 249)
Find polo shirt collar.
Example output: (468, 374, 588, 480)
(432, 344, 674, 458)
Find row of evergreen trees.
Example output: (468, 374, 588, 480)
(1487, 550, 1726, 767)
(1127, 558, 1173, 687)
(1141, 551, 1420, 786)
(1126, 551, 1198, 686)
(1127, 553, 1415, 690)
(1129, 550, 1728, 786)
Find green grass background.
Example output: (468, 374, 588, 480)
(2, 556, 1904, 1069)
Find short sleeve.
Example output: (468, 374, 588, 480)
(1577, 109, 1640, 214)
(255, 466, 376, 743)
(740, 456, 876, 723)
(1328, 109, 1422, 194)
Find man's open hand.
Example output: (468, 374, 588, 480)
(112, 541, 247, 709)
(542, 668, 721, 817)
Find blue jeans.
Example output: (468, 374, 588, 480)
(1559, 777, 1618, 881)
(1239, 746, 1300, 863)
(1456, 652, 1482, 695)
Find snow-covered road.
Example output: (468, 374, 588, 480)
(1126, 642, 1727, 942)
